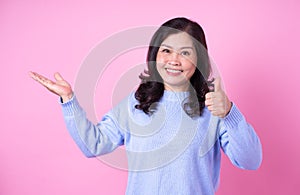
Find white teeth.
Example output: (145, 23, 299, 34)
(166, 68, 182, 73)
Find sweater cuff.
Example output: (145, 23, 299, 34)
(222, 103, 244, 129)
(59, 95, 83, 117)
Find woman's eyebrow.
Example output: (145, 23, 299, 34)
(160, 44, 194, 50)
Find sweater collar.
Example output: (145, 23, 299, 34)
(161, 90, 190, 102)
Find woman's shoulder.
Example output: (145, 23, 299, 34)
(109, 90, 151, 127)
(110, 91, 140, 114)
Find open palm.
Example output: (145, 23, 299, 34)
(29, 71, 73, 102)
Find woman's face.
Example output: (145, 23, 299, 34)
(156, 32, 197, 92)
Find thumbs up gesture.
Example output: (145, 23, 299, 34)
(205, 77, 232, 118)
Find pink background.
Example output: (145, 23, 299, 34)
(1, 0, 300, 194)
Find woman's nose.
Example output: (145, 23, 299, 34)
(168, 52, 180, 66)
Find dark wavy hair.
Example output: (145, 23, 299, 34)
(135, 17, 213, 117)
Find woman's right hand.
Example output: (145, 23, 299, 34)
(29, 71, 73, 103)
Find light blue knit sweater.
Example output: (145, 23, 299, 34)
(61, 90, 262, 195)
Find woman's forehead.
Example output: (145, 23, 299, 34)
(161, 32, 194, 49)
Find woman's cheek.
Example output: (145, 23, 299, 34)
(182, 56, 197, 65)
(156, 53, 168, 64)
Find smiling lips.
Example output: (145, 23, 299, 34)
(166, 68, 183, 74)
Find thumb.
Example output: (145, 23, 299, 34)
(54, 72, 64, 81)
(214, 77, 222, 92)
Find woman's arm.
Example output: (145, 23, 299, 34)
(204, 77, 262, 169)
(219, 104, 263, 170)
(61, 95, 124, 157)
(29, 71, 124, 157)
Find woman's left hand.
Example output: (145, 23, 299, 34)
(205, 77, 232, 118)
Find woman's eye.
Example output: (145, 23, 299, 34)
(161, 48, 170, 53)
(181, 51, 190, 56)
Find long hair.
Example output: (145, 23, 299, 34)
(135, 17, 213, 117)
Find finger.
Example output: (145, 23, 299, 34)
(29, 71, 39, 81)
(54, 72, 64, 81)
(28, 71, 35, 78)
(207, 105, 222, 117)
(207, 105, 216, 114)
(214, 77, 222, 92)
(29, 71, 45, 82)
(205, 92, 214, 100)
(205, 99, 213, 107)
(29, 71, 53, 88)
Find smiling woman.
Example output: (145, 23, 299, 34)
(135, 17, 213, 117)
(156, 32, 197, 92)
(29, 17, 262, 195)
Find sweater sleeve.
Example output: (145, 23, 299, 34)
(60, 95, 125, 158)
(219, 103, 263, 170)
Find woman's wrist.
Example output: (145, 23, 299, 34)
(61, 92, 73, 103)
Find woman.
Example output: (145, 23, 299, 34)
(30, 17, 262, 195)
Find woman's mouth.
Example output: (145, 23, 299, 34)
(166, 68, 183, 73)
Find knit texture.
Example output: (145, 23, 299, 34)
(61, 90, 262, 195)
